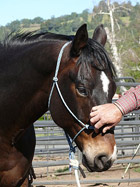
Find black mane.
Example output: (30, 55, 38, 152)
(77, 38, 116, 78)
(0, 30, 116, 77)
(1, 30, 72, 47)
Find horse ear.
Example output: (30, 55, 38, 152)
(71, 24, 88, 57)
(92, 24, 107, 46)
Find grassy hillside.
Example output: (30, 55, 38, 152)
(0, 1, 140, 81)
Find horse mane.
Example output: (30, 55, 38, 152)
(77, 38, 116, 78)
(2, 30, 72, 47)
(0, 30, 116, 77)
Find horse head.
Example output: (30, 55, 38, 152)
(50, 24, 117, 172)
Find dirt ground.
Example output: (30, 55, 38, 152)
(33, 164, 140, 187)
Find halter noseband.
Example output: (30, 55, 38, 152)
(48, 41, 94, 144)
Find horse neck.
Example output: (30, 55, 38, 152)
(0, 40, 67, 138)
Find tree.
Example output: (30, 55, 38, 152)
(32, 17, 44, 24)
(6, 20, 20, 31)
(92, 0, 132, 79)
(0, 26, 9, 41)
(21, 19, 31, 28)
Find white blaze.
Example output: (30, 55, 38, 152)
(110, 145, 117, 161)
(100, 72, 110, 96)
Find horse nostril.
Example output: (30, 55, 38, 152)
(94, 154, 110, 170)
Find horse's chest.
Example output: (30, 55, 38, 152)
(0, 143, 29, 186)
(0, 143, 22, 170)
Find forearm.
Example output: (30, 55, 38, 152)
(115, 85, 140, 115)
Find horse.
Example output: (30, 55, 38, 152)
(0, 24, 117, 186)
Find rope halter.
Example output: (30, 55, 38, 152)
(48, 41, 95, 186)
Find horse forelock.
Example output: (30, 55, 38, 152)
(76, 39, 116, 78)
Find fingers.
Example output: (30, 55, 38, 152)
(90, 105, 114, 133)
(91, 119, 113, 133)
(91, 106, 100, 112)
(90, 109, 102, 129)
(90, 114, 100, 125)
(90, 110, 98, 118)
(103, 123, 116, 133)
(103, 126, 110, 133)
(94, 120, 103, 129)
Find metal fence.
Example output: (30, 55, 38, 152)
(32, 79, 140, 186)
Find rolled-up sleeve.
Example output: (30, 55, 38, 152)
(115, 85, 140, 115)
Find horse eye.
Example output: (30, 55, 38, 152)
(76, 87, 88, 97)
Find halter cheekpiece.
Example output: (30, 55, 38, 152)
(48, 41, 94, 143)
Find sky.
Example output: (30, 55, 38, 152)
(0, 0, 139, 26)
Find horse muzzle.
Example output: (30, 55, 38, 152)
(82, 145, 117, 172)
(82, 153, 113, 172)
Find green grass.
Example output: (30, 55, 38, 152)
(56, 166, 69, 173)
(134, 167, 140, 173)
(38, 113, 52, 121)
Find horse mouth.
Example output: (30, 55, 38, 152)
(82, 154, 113, 172)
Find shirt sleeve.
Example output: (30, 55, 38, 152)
(115, 85, 140, 115)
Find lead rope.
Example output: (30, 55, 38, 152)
(65, 132, 81, 187)
(65, 132, 86, 187)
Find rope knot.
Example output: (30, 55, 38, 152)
(70, 159, 79, 170)
(85, 124, 90, 129)
(53, 77, 58, 82)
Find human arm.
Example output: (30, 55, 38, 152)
(115, 85, 140, 114)
(90, 85, 140, 133)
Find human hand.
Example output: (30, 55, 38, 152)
(90, 103, 123, 133)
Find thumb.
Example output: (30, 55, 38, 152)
(103, 125, 114, 133)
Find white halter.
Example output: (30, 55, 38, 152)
(48, 41, 94, 139)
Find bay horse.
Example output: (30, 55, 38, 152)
(0, 24, 117, 186)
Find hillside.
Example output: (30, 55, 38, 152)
(0, 1, 140, 81)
